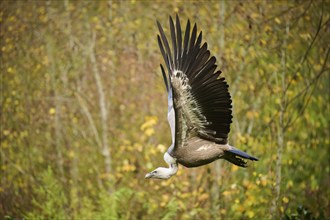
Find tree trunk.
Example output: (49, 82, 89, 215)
(89, 31, 112, 193)
(271, 20, 289, 219)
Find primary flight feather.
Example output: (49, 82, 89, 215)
(145, 15, 258, 180)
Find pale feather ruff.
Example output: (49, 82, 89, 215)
(164, 152, 178, 177)
(164, 152, 176, 164)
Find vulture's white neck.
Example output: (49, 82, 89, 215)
(164, 152, 178, 175)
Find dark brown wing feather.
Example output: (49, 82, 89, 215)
(157, 15, 232, 145)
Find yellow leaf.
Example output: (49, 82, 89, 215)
(260, 39, 266, 46)
(198, 193, 209, 202)
(247, 210, 255, 218)
(144, 128, 154, 137)
(68, 150, 75, 158)
(264, 25, 272, 32)
(275, 17, 281, 24)
(231, 165, 239, 172)
(157, 144, 166, 152)
(246, 111, 254, 120)
(49, 107, 56, 115)
(261, 177, 268, 186)
(287, 180, 293, 188)
(282, 196, 289, 203)
(251, 13, 260, 19)
(275, 98, 281, 105)
(140, 116, 158, 131)
(7, 67, 14, 73)
(223, 190, 230, 196)
(3, 130, 10, 136)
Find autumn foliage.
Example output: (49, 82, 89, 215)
(1, 1, 329, 219)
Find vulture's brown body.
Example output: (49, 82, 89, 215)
(171, 137, 230, 168)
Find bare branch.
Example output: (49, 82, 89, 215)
(284, 47, 330, 130)
(262, 2, 308, 25)
(75, 92, 102, 148)
(283, 5, 323, 96)
(88, 29, 112, 184)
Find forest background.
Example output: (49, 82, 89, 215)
(1, 0, 329, 219)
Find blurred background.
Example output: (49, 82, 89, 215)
(1, 0, 329, 219)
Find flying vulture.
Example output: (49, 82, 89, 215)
(145, 15, 258, 180)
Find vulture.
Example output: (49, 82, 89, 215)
(145, 15, 258, 180)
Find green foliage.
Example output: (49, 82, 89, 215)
(25, 167, 68, 219)
(94, 188, 134, 220)
(285, 205, 327, 220)
(1, 0, 329, 219)
(161, 198, 178, 220)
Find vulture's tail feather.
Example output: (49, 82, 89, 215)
(224, 148, 258, 167)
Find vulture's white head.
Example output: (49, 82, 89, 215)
(145, 153, 178, 179)
(145, 167, 175, 179)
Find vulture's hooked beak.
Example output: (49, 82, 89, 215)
(145, 172, 153, 179)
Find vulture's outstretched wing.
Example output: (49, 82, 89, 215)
(158, 15, 232, 150)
